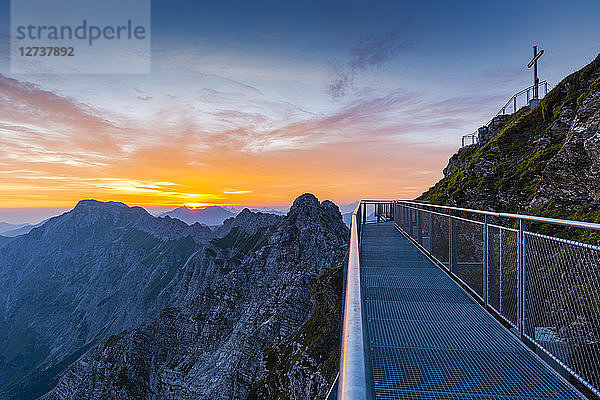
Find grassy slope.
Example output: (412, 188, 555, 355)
(419, 54, 600, 242)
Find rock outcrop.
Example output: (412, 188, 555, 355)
(45, 193, 348, 400)
(216, 208, 283, 237)
(421, 53, 600, 229)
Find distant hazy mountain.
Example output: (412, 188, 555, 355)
(248, 207, 287, 215)
(220, 206, 288, 215)
(159, 206, 235, 226)
(0, 222, 26, 234)
(342, 212, 352, 226)
(342, 210, 377, 226)
(338, 201, 359, 214)
(0, 220, 46, 237)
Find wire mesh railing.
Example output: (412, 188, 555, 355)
(459, 81, 551, 149)
(497, 80, 550, 116)
(525, 232, 600, 390)
(462, 132, 479, 147)
(394, 200, 600, 397)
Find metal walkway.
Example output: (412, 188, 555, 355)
(360, 222, 584, 400)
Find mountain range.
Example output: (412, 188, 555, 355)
(0, 195, 347, 399)
(158, 206, 236, 226)
(0, 221, 45, 237)
(0, 222, 26, 234)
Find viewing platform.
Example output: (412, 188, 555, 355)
(333, 201, 600, 400)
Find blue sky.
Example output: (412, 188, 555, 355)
(0, 0, 600, 223)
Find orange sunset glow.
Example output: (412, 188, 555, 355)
(0, 73, 459, 211)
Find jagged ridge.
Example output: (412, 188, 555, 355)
(46, 193, 349, 400)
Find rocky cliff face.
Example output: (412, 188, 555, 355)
(0, 200, 214, 399)
(45, 193, 348, 400)
(216, 208, 283, 237)
(421, 54, 600, 232)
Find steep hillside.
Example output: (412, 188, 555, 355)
(421, 54, 600, 236)
(0, 223, 28, 235)
(0, 201, 213, 400)
(46, 194, 348, 400)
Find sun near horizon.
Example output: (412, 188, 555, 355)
(2, 0, 600, 223)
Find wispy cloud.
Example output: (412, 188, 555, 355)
(329, 23, 415, 98)
(0, 70, 468, 207)
(223, 190, 252, 194)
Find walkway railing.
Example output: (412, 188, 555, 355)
(336, 200, 394, 400)
(498, 80, 550, 116)
(460, 80, 551, 148)
(462, 132, 478, 147)
(395, 200, 600, 398)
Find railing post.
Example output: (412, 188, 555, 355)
(483, 216, 489, 307)
(523, 226, 532, 338)
(449, 211, 456, 273)
(399, 204, 403, 228)
(513, 96, 517, 113)
(428, 211, 434, 254)
(499, 230, 503, 315)
(517, 219, 525, 337)
(416, 208, 423, 245)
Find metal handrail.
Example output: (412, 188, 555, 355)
(399, 200, 600, 231)
(460, 80, 551, 148)
(496, 80, 550, 117)
(338, 199, 600, 398)
(337, 202, 372, 400)
(394, 200, 600, 398)
(461, 132, 478, 147)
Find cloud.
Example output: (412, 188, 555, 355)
(0, 71, 473, 208)
(0, 74, 121, 154)
(223, 190, 252, 194)
(350, 25, 413, 70)
(329, 24, 415, 98)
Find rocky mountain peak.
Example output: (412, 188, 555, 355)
(290, 192, 320, 209)
(74, 199, 128, 209)
(421, 53, 600, 225)
(68, 199, 148, 222)
(44, 193, 349, 400)
(285, 193, 345, 233)
(217, 207, 283, 237)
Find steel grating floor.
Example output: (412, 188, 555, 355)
(360, 223, 584, 400)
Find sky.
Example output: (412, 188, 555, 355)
(1, 0, 600, 223)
